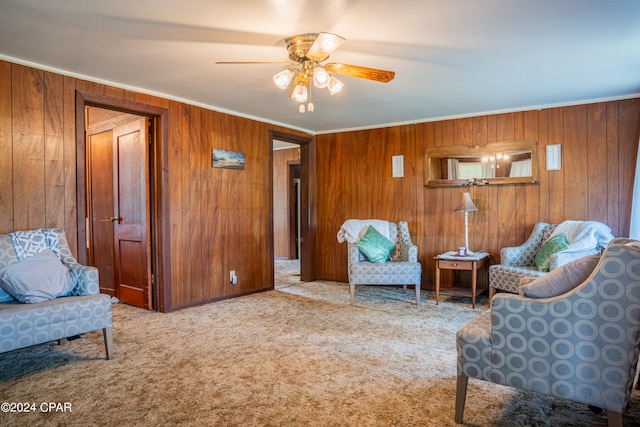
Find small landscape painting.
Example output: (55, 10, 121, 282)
(212, 149, 245, 170)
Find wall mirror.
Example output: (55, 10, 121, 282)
(424, 139, 538, 187)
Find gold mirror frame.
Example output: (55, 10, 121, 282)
(424, 139, 539, 187)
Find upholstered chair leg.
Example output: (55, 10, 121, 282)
(415, 284, 420, 305)
(402, 284, 407, 294)
(455, 375, 468, 423)
(607, 411, 623, 427)
(103, 327, 113, 360)
(350, 284, 355, 306)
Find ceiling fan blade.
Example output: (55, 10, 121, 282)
(325, 63, 395, 83)
(306, 32, 345, 61)
(216, 61, 295, 65)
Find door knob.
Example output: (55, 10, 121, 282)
(110, 216, 122, 223)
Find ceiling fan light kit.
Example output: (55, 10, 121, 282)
(327, 76, 344, 95)
(312, 66, 330, 88)
(291, 83, 308, 102)
(217, 32, 395, 114)
(273, 69, 294, 89)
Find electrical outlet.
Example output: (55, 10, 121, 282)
(229, 271, 235, 283)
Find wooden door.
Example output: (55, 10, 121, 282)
(112, 119, 152, 309)
(89, 131, 116, 295)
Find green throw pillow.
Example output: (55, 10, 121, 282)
(535, 233, 569, 272)
(356, 225, 396, 263)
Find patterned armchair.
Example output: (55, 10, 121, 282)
(339, 220, 421, 305)
(0, 229, 113, 359)
(489, 221, 614, 299)
(455, 238, 640, 426)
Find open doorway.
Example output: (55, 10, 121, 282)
(273, 140, 300, 260)
(270, 131, 312, 285)
(273, 140, 301, 286)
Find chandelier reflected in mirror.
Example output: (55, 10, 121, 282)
(481, 152, 510, 171)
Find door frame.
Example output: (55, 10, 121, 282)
(75, 91, 172, 312)
(288, 161, 300, 260)
(269, 130, 315, 282)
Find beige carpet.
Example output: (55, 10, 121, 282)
(0, 260, 638, 426)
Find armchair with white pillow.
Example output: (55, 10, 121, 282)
(488, 220, 614, 299)
(0, 228, 113, 360)
(337, 219, 422, 305)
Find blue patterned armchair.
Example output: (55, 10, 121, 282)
(455, 238, 640, 426)
(489, 221, 614, 299)
(339, 220, 421, 305)
(0, 229, 113, 359)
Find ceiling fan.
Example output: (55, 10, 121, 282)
(216, 32, 395, 113)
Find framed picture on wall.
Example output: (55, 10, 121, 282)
(212, 149, 245, 170)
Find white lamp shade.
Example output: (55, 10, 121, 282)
(327, 76, 344, 95)
(454, 192, 479, 213)
(291, 83, 308, 102)
(312, 66, 330, 88)
(273, 69, 293, 89)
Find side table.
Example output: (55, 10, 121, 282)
(434, 251, 490, 308)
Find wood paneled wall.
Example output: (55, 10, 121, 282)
(0, 60, 310, 311)
(3, 59, 639, 305)
(315, 100, 640, 289)
(273, 148, 300, 259)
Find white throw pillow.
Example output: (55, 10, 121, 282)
(0, 249, 75, 303)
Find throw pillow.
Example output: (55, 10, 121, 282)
(522, 254, 600, 298)
(0, 249, 75, 303)
(535, 233, 569, 272)
(356, 225, 396, 263)
(0, 286, 16, 303)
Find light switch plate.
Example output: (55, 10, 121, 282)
(546, 144, 561, 170)
(392, 155, 404, 178)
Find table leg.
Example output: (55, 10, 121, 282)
(471, 261, 477, 309)
(435, 262, 440, 305)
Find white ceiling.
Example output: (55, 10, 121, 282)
(1, 0, 639, 135)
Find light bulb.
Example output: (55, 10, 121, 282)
(273, 69, 293, 89)
(327, 76, 344, 95)
(312, 66, 330, 88)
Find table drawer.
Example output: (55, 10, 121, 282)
(437, 260, 473, 270)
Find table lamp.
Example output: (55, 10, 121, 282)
(454, 192, 479, 256)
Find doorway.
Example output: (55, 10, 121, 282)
(85, 108, 151, 309)
(273, 140, 300, 262)
(270, 131, 313, 283)
(290, 166, 301, 260)
(76, 91, 171, 312)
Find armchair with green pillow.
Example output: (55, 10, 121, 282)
(488, 220, 614, 300)
(337, 219, 422, 305)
